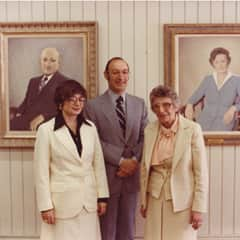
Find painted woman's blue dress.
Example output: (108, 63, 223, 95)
(188, 74, 240, 131)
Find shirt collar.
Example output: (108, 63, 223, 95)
(54, 112, 84, 131)
(108, 89, 126, 105)
(213, 71, 232, 90)
(161, 114, 179, 134)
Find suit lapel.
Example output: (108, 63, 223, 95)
(172, 116, 191, 170)
(125, 94, 134, 141)
(54, 125, 82, 163)
(100, 92, 125, 142)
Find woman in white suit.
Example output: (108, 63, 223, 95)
(140, 85, 208, 240)
(34, 80, 109, 240)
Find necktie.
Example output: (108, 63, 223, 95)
(38, 76, 48, 92)
(116, 96, 126, 136)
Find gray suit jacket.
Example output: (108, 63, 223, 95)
(85, 91, 148, 194)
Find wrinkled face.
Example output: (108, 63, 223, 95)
(41, 49, 60, 75)
(211, 54, 229, 73)
(61, 94, 85, 117)
(151, 97, 178, 128)
(104, 59, 129, 94)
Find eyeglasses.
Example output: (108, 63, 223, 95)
(152, 102, 173, 111)
(67, 96, 86, 104)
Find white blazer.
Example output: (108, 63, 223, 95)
(34, 118, 109, 219)
(140, 115, 208, 213)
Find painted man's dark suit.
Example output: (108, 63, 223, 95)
(10, 71, 68, 130)
(85, 91, 148, 240)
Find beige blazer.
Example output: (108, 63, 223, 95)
(34, 118, 109, 219)
(140, 115, 208, 213)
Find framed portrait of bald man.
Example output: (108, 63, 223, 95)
(0, 22, 97, 147)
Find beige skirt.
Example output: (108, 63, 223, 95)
(40, 208, 101, 240)
(144, 193, 197, 240)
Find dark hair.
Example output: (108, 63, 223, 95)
(104, 57, 129, 73)
(150, 85, 180, 108)
(54, 79, 87, 107)
(209, 47, 231, 65)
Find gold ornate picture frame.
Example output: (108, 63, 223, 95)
(164, 24, 240, 145)
(0, 22, 97, 147)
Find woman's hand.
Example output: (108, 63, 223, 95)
(140, 205, 147, 218)
(185, 104, 194, 120)
(41, 209, 55, 225)
(98, 202, 107, 216)
(190, 211, 203, 230)
(224, 105, 237, 125)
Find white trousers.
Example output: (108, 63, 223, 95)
(40, 208, 101, 240)
(144, 194, 197, 240)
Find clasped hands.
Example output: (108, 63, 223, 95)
(116, 158, 138, 178)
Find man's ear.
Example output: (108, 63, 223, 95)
(104, 71, 109, 81)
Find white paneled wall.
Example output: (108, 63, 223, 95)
(0, 1, 240, 240)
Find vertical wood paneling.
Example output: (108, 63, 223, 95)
(209, 146, 222, 235)
(211, 1, 224, 23)
(199, 146, 210, 235)
(44, 1, 57, 22)
(108, 2, 121, 58)
(159, 1, 172, 85)
(0, 2, 7, 22)
(185, 1, 198, 23)
(0, 149, 11, 235)
(70, 1, 83, 21)
(134, 1, 147, 99)
(237, 1, 240, 23)
(31, 1, 44, 22)
(223, 1, 237, 23)
(95, 1, 108, 94)
(146, 1, 160, 118)
(234, 146, 240, 234)
(19, 2, 32, 22)
(172, 1, 185, 23)
(6, 1, 19, 22)
(198, 1, 211, 23)
(58, 1, 70, 21)
(121, 1, 134, 95)
(22, 150, 36, 235)
(83, 1, 95, 21)
(10, 149, 24, 235)
(222, 146, 235, 234)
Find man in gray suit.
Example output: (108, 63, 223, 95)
(85, 57, 148, 240)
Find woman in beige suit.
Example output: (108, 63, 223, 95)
(140, 85, 208, 240)
(34, 80, 109, 240)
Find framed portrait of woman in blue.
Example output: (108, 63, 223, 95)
(0, 22, 97, 147)
(164, 24, 240, 145)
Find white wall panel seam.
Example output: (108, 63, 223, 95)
(120, 1, 122, 57)
(146, 1, 148, 104)
(107, 1, 110, 60)
(56, 1, 59, 21)
(209, 146, 212, 235)
(9, 151, 13, 234)
(220, 145, 223, 235)
(233, 145, 236, 234)
(133, 1, 136, 95)
(21, 152, 25, 234)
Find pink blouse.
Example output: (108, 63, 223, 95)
(151, 115, 179, 165)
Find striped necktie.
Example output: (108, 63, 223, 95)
(116, 96, 126, 136)
(38, 76, 48, 93)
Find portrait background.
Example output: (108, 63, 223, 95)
(8, 37, 84, 107)
(178, 35, 240, 104)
